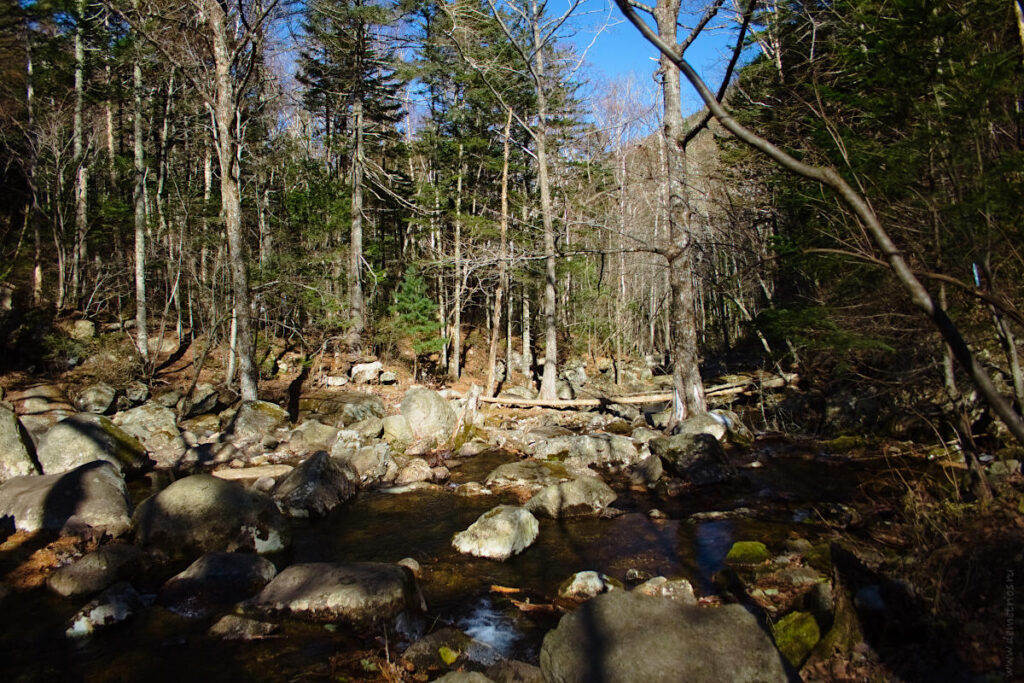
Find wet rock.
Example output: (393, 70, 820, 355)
(181, 383, 219, 418)
(382, 414, 414, 451)
(0, 461, 132, 536)
(395, 457, 433, 486)
(649, 433, 734, 485)
(349, 416, 383, 441)
(66, 581, 144, 638)
(208, 614, 279, 640)
(539, 591, 788, 683)
(484, 460, 573, 492)
(133, 474, 290, 558)
(37, 413, 149, 475)
(485, 660, 544, 683)
(227, 400, 289, 444)
(772, 610, 820, 668)
(401, 387, 457, 443)
(158, 552, 277, 618)
(524, 476, 616, 518)
(558, 571, 618, 601)
(402, 627, 502, 671)
(47, 544, 151, 598)
(530, 434, 639, 470)
(112, 403, 187, 469)
(452, 505, 539, 561)
(74, 382, 117, 415)
(245, 562, 417, 626)
(350, 360, 383, 384)
(627, 454, 663, 488)
(0, 405, 37, 483)
(456, 482, 492, 497)
(725, 541, 770, 566)
(633, 577, 696, 604)
(332, 443, 396, 487)
(272, 451, 356, 517)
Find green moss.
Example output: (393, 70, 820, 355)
(823, 435, 866, 453)
(773, 611, 821, 668)
(725, 541, 770, 565)
(438, 646, 459, 666)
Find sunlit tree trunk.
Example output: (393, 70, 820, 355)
(133, 46, 149, 363)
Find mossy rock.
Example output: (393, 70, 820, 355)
(773, 611, 820, 668)
(823, 435, 867, 453)
(725, 541, 770, 566)
(803, 544, 833, 573)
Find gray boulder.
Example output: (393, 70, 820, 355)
(349, 416, 384, 441)
(133, 474, 290, 558)
(539, 591, 788, 683)
(452, 505, 539, 561)
(380, 371, 398, 385)
(74, 382, 117, 414)
(524, 476, 616, 518)
(158, 551, 277, 618)
(0, 461, 132, 536)
(382, 414, 415, 450)
(47, 544, 151, 598)
(245, 562, 418, 626)
(112, 402, 187, 469)
(484, 460, 573, 492)
(272, 451, 356, 517)
(649, 433, 735, 485)
(36, 413, 149, 475)
(400, 387, 456, 442)
(395, 457, 433, 486)
(11, 384, 74, 440)
(558, 571, 618, 601)
(531, 434, 640, 470)
(0, 405, 36, 483)
(350, 360, 383, 384)
(65, 582, 144, 638)
(182, 383, 219, 417)
(286, 419, 339, 453)
(208, 614, 279, 640)
(674, 413, 727, 442)
(227, 400, 289, 443)
(298, 391, 387, 426)
(332, 443, 396, 487)
(633, 577, 697, 604)
(433, 673, 495, 683)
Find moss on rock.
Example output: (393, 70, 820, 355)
(725, 541, 770, 566)
(773, 611, 820, 668)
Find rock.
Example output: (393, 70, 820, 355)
(36, 413, 149, 475)
(710, 409, 754, 447)
(244, 562, 418, 626)
(772, 611, 820, 668)
(123, 381, 149, 406)
(395, 457, 433, 486)
(0, 461, 132, 536)
(401, 387, 457, 443)
(649, 433, 734, 485)
(158, 551, 277, 618)
(458, 438, 489, 457)
(380, 371, 398, 385)
(558, 571, 618, 601)
(630, 427, 661, 444)
(332, 443, 396, 486)
(227, 400, 289, 444)
(112, 402, 187, 469)
(74, 382, 117, 414)
(539, 591, 788, 683)
(182, 383, 219, 418)
(633, 577, 696, 604)
(153, 389, 182, 408)
(989, 459, 1020, 478)
(525, 477, 616, 518)
(433, 673, 495, 683)
(725, 541, 770, 566)
(402, 627, 502, 671)
(349, 416, 383, 441)
(673, 413, 728, 442)
(286, 419, 340, 453)
(212, 465, 293, 482)
(208, 614, 279, 640)
(484, 460, 573, 492)
(66, 582, 144, 638)
(452, 505, 539, 561)
(499, 386, 537, 401)
(180, 413, 221, 439)
(11, 384, 74, 440)
(70, 319, 96, 341)
(133, 474, 290, 558)
(530, 434, 640, 470)
(776, 565, 824, 587)
(485, 660, 544, 683)
(298, 392, 386, 426)
(555, 380, 574, 400)
(272, 451, 356, 517)
(628, 454, 663, 488)
(0, 405, 37, 483)
(47, 544, 151, 598)
(382, 414, 415, 450)
(350, 360, 383, 384)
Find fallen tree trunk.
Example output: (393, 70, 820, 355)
(459, 373, 798, 408)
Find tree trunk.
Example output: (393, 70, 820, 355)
(349, 98, 365, 348)
(486, 112, 513, 397)
(133, 50, 149, 363)
(450, 144, 464, 379)
(72, 0, 89, 309)
(208, 0, 257, 400)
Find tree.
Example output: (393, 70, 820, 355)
(387, 264, 444, 379)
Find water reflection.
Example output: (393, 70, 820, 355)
(693, 520, 734, 594)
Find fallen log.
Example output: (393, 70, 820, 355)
(456, 373, 797, 408)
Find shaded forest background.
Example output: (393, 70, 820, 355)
(1, 0, 1022, 450)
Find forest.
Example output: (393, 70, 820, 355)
(0, 0, 1022, 681)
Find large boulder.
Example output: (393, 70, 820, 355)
(36, 413, 149, 475)
(350, 360, 383, 384)
(382, 414, 415, 450)
(244, 562, 418, 627)
(530, 434, 639, 470)
(332, 443, 397, 487)
(300, 392, 387, 426)
(0, 405, 37, 483)
(674, 413, 727, 442)
(10, 384, 74, 441)
(452, 505, 539, 561)
(158, 551, 278, 618)
(0, 461, 132, 536)
(272, 451, 356, 517)
(133, 474, 290, 558)
(484, 460, 573, 493)
(47, 544, 151, 598)
(540, 591, 788, 683)
(524, 476, 617, 518)
(400, 387, 457, 443)
(648, 433, 734, 485)
(227, 400, 289, 444)
(73, 382, 117, 415)
(112, 402, 187, 469)
(181, 383, 220, 418)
